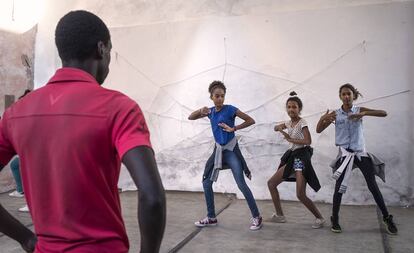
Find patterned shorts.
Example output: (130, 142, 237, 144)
(293, 158, 304, 171)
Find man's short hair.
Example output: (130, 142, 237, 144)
(55, 10, 110, 61)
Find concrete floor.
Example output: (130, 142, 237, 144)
(0, 191, 412, 253)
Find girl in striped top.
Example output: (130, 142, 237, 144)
(267, 92, 325, 228)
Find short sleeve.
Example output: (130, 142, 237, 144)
(207, 107, 214, 120)
(301, 119, 308, 129)
(112, 98, 152, 160)
(228, 105, 238, 117)
(0, 115, 16, 166)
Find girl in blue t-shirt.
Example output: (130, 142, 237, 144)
(316, 83, 397, 235)
(188, 80, 262, 231)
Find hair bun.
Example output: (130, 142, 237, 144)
(289, 91, 297, 96)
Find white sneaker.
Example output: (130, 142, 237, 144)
(18, 205, 29, 212)
(194, 217, 218, 227)
(269, 213, 286, 223)
(312, 218, 325, 229)
(9, 190, 24, 198)
(250, 216, 263, 231)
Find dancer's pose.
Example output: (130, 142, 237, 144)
(189, 80, 262, 231)
(268, 92, 325, 228)
(316, 83, 397, 235)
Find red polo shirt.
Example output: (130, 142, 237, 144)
(0, 68, 151, 252)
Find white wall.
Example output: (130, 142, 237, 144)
(34, 0, 414, 206)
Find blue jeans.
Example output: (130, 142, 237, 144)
(10, 157, 23, 193)
(203, 150, 260, 218)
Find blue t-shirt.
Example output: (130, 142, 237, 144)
(208, 105, 238, 145)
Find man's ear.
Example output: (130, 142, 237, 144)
(96, 41, 105, 59)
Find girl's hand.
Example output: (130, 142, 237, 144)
(200, 107, 210, 117)
(218, 123, 235, 132)
(322, 110, 336, 123)
(348, 112, 365, 121)
(279, 130, 290, 140)
(274, 125, 284, 132)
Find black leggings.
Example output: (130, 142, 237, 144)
(332, 157, 389, 219)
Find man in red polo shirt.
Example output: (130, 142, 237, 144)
(0, 10, 166, 253)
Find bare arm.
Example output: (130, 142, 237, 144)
(360, 107, 387, 117)
(287, 126, 312, 145)
(122, 146, 166, 253)
(234, 110, 255, 130)
(274, 123, 286, 132)
(0, 164, 37, 253)
(316, 110, 336, 133)
(188, 107, 210, 120)
(218, 109, 255, 132)
(278, 126, 312, 145)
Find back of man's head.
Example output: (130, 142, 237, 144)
(55, 10, 110, 62)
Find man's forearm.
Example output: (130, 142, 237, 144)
(122, 146, 167, 253)
(0, 204, 35, 245)
(138, 188, 166, 253)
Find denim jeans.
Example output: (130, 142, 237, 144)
(203, 150, 260, 218)
(10, 157, 23, 193)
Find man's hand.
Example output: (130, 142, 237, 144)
(21, 234, 37, 252)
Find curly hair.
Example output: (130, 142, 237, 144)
(208, 80, 226, 95)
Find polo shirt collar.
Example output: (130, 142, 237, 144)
(47, 67, 99, 85)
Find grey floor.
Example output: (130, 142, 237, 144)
(0, 191, 412, 253)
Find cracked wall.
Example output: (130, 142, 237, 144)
(0, 26, 36, 193)
(34, 0, 414, 206)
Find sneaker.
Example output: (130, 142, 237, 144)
(18, 205, 29, 212)
(195, 217, 217, 227)
(330, 216, 342, 233)
(312, 218, 326, 229)
(9, 190, 24, 198)
(250, 216, 263, 231)
(269, 213, 287, 223)
(383, 215, 398, 235)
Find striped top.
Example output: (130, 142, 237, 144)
(285, 118, 308, 151)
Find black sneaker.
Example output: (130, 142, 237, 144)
(383, 215, 398, 235)
(330, 216, 342, 233)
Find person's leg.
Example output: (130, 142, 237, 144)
(267, 166, 285, 216)
(10, 157, 23, 193)
(355, 157, 397, 234)
(202, 176, 216, 219)
(332, 167, 346, 220)
(295, 171, 323, 219)
(223, 150, 260, 218)
(355, 158, 389, 217)
(331, 166, 346, 232)
(195, 172, 218, 227)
